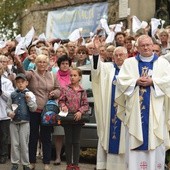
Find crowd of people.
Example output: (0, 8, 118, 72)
(0, 17, 170, 170)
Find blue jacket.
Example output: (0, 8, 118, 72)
(10, 88, 37, 122)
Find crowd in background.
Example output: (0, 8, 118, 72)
(0, 17, 170, 170)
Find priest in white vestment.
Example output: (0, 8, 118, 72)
(116, 35, 170, 170)
(91, 46, 128, 170)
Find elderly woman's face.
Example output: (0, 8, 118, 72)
(36, 60, 48, 72)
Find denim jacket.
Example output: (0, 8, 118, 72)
(6, 88, 37, 122)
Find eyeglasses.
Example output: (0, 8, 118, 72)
(114, 53, 125, 58)
(78, 51, 86, 55)
(140, 44, 152, 48)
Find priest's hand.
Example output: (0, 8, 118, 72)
(136, 76, 153, 87)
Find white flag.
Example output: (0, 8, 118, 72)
(15, 34, 22, 43)
(140, 21, 148, 29)
(132, 16, 142, 33)
(114, 22, 123, 33)
(24, 26, 35, 47)
(68, 28, 82, 42)
(105, 31, 115, 44)
(100, 18, 111, 35)
(15, 42, 26, 55)
(53, 42, 60, 52)
(151, 18, 161, 37)
(38, 33, 47, 41)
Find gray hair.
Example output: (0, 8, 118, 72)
(113, 46, 128, 55)
(136, 35, 153, 47)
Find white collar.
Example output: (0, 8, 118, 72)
(139, 54, 154, 62)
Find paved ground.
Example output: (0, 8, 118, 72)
(0, 159, 96, 170)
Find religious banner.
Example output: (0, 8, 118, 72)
(46, 2, 108, 39)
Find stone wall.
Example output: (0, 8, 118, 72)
(21, 11, 48, 36)
(129, 0, 155, 22)
(21, 0, 157, 36)
(21, 0, 108, 35)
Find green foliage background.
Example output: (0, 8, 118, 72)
(0, 0, 54, 40)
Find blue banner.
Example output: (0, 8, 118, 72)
(46, 2, 108, 39)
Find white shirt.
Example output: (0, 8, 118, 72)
(0, 76, 14, 120)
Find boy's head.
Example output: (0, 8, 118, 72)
(15, 73, 28, 91)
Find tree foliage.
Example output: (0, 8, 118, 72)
(0, 0, 54, 40)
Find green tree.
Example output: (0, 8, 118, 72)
(0, 0, 54, 40)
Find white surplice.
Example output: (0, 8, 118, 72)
(116, 56, 170, 170)
(91, 56, 125, 170)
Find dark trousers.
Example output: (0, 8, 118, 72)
(0, 119, 10, 159)
(29, 112, 53, 164)
(63, 124, 82, 165)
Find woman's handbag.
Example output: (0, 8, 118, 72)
(59, 91, 90, 124)
(41, 100, 60, 126)
(59, 112, 90, 124)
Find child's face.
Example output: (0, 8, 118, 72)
(15, 78, 28, 91)
(70, 70, 81, 84)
